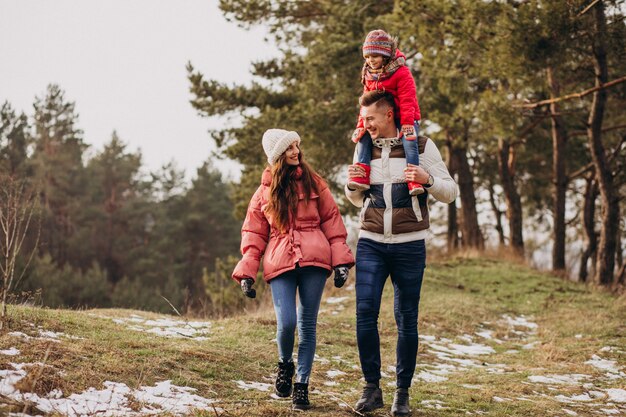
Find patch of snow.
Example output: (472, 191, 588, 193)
(600, 408, 622, 414)
(502, 314, 538, 330)
(233, 380, 272, 392)
(461, 384, 481, 389)
(421, 399, 447, 409)
(1, 363, 220, 417)
(562, 408, 578, 416)
(326, 370, 346, 378)
(0, 347, 20, 356)
(585, 355, 624, 376)
(555, 393, 594, 403)
(492, 396, 511, 402)
(429, 342, 496, 356)
(575, 334, 583, 339)
(414, 371, 448, 383)
(606, 388, 626, 403)
(108, 315, 212, 340)
(323, 381, 338, 386)
(528, 374, 590, 385)
(419, 334, 437, 342)
(325, 296, 348, 304)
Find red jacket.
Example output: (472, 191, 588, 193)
(356, 49, 421, 129)
(232, 167, 354, 282)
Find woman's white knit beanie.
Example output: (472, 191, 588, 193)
(262, 129, 301, 165)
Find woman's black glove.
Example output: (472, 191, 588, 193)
(240, 278, 256, 298)
(333, 266, 350, 288)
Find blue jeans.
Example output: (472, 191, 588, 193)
(270, 266, 328, 384)
(355, 238, 426, 388)
(357, 121, 420, 166)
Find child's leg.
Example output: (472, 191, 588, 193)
(357, 132, 373, 165)
(401, 121, 424, 196)
(349, 133, 372, 191)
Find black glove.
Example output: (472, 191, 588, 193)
(333, 265, 350, 288)
(240, 278, 256, 298)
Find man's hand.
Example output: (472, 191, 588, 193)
(240, 278, 256, 298)
(401, 124, 417, 140)
(347, 164, 366, 181)
(404, 164, 430, 184)
(334, 265, 350, 288)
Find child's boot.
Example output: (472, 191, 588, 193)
(348, 163, 371, 191)
(408, 181, 425, 196)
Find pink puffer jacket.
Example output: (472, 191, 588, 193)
(232, 167, 354, 283)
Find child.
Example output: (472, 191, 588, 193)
(349, 29, 424, 196)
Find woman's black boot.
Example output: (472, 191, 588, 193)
(292, 382, 311, 410)
(275, 360, 295, 397)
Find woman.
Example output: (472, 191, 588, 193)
(232, 128, 354, 411)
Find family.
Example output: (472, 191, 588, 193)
(231, 29, 458, 416)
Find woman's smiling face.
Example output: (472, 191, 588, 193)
(284, 141, 300, 166)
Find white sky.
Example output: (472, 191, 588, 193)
(0, 0, 276, 181)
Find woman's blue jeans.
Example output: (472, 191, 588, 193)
(270, 266, 328, 384)
(355, 238, 426, 388)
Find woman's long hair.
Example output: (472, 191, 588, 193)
(265, 147, 321, 233)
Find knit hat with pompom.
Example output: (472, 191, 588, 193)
(362, 29, 394, 57)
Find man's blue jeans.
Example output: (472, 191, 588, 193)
(355, 238, 426, 388)
(270, 266, 327, 384)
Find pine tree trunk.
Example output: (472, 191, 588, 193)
(588, 1, 619, 286)
(449, 136, 484, 250)
(445, 138, 460, 251)
(578, 175, 598, 282)
(487, 182, 505, 246)
(497, 139, 524, 255)
(547, 66, 568, 271)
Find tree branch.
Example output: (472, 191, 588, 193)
(515, 75, 626, 109)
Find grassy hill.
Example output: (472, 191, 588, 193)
(1, 257, 625, 416)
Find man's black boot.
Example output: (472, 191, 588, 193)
(391, 387, 411, 416)
(292, 382, 311, 410)
(275, 360, 295, 397)
(354, 382, 384, 412)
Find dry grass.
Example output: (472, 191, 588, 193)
(0, 257, 624, 416)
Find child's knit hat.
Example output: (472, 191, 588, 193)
(262, 128, 301, 165)
(362, 29, 394, 57)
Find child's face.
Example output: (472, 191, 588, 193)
(364, 54, 384, 70)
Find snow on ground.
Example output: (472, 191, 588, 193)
(96, 313, 212, 340)
(233, 380, 272, 392)
(528, 374, 591, 385)
(0, 362, 220, 416)
(0, 347, 20, 356)
(325, 296, 349, 304)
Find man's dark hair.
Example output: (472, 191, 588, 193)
(359, 90, 396, 113)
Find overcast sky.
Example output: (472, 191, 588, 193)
(0, 0, 275, 181)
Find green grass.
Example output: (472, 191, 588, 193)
(1, 256, 625, 416)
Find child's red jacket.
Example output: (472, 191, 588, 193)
(356, 49, 421, 133)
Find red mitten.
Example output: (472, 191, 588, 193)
(401, 124, 416, 140)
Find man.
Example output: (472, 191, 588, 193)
(345, 90, 458, 416)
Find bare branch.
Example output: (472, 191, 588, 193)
(515, 75, 626, 109)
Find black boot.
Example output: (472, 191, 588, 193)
(292, 382, 311, 410)
(391, 388, 410, 416)
(275, 360, 295, 397)
(354, 382, 384, 412)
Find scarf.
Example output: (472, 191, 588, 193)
(361, 54, 406, 86)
